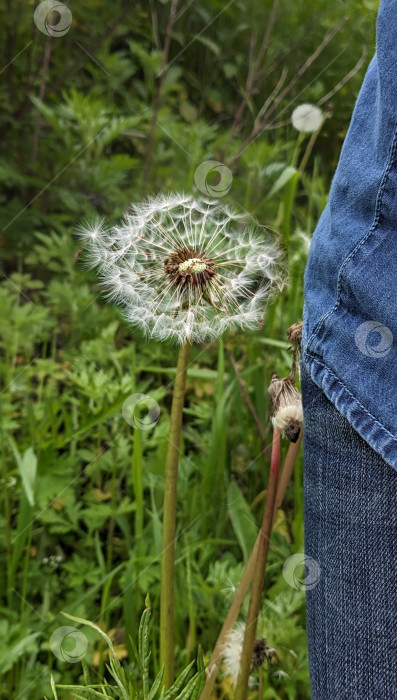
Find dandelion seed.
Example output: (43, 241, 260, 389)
(295, 229, 312, 256)
(291, 103, 323, 133)
(272, 669, 290, 680)
(78, 194, 285, 345)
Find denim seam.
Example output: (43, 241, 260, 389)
(304, 350, 397, 443)
(304, 121, 397, 355)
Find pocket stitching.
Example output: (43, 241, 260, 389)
(304, 121, 397, 355)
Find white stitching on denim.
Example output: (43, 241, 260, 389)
(305, 351, 397, 444)
(304, 121, 397, 354)
(335, 121, 397, 296)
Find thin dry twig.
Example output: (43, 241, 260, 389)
(228, 18, 365, 164)
(143, 0, 179, 186)
(264, 18, 348, 123)
(317, 45, 367, 107)
(174, 0, 196, 23)
(31, 37, 52, 164)
(149, 0, 161, 51)
(228, 67, 288, 166)
(231, 0, 280, 137)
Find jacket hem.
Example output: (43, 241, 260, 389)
(301, 351, 397, 473)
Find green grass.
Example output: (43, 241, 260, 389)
(0, 180, 311, 699)
(0, 0, 378, 696)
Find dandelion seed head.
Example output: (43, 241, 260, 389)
(271, 403, 303, 432)
(291, 103, 323, 133)
(78, 194, 285, 345)
(221, 622, 245, 684)
(221, 623, 278, 686)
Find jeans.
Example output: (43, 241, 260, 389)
(300, 359, 397, 699)
(301, 0, 397, 472)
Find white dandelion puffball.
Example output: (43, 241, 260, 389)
(78, 194, 285, 345)
(291, 103, 323, 133)
(271, 403, 303, 436)
(221, 622, 245, 684)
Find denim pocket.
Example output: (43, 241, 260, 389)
(336, 122, 397, 320)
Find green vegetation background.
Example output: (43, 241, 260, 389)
(0, 0, 378, 698)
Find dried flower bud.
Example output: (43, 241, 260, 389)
(252, 637, 277, 670)
(286, 321, 303, 347)
(268, 374, 303, 442)
(286, 320, 303, 382)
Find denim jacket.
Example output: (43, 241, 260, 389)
(301, 0, 397, 472)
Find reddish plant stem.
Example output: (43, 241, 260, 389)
(200, 434, 301, 700)
(234, 428, 281, 700)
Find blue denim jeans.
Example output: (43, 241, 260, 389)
(300, 359, 397, 699)
(299, 1, 397, 696)
(301, 0, 397, 472)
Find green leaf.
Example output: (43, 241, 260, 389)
(179, 101, 198, 122)
(0, 632, 39, 673)
(196, 35, 220, 56)
(223, 62, 237, 78)
(138, 366, 222, 380)
(7, 438, 37, 506)
(227, 481, 257, 562)
(266, 166, 298, 199)
(9, 495, 32, 583)
(50, 674, 58, 700)
(257, 337, 290, 349)
(163, 660, 195, 699)
(139, 596, 151, 696)
(63, 613, 119, 670)
(148, 667, 164, 700)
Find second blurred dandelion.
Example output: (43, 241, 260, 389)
(291, 103, 323, 133)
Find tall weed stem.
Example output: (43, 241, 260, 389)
(160, 341, 191, 688)
(200, 435, 300, 699)
(234, 427, 281, 699)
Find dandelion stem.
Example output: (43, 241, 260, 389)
(258, 664, 264, 699)
(199, 537, 261, 700)
(272, 429, 303, 525)
(160, 341, 191, 688)
(234, 427, 281, 700)
(298, 114, 326, 174)
(199, 435, 300, 700)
